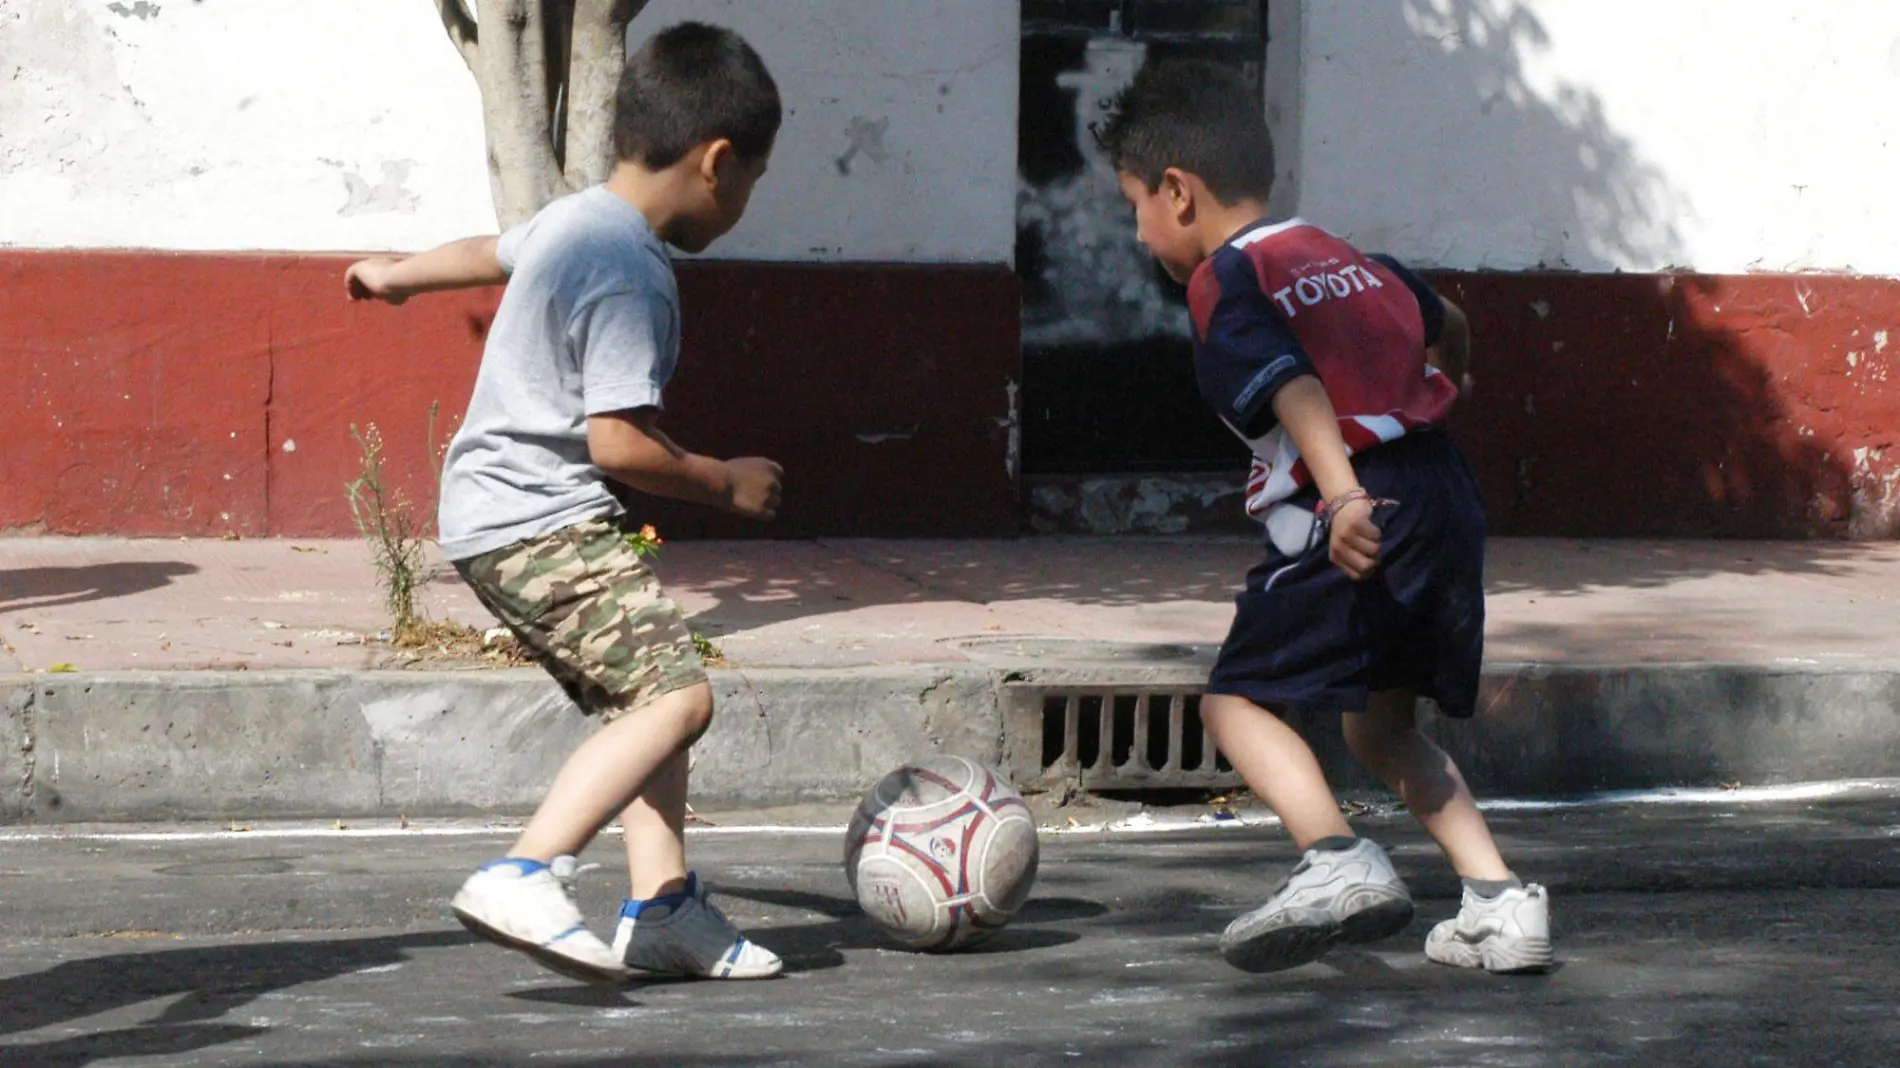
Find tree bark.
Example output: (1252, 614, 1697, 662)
(563, 0, 643, 190)
(435, 0, 644, 223)
(473, 0, 567, 226)
(434, 0, 481, 71)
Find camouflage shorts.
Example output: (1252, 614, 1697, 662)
(455, 517, 706, 720)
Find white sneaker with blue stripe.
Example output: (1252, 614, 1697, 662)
(451, 856, 630, 985)
(611, 873, 783, 980)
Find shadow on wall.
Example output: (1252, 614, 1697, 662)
(1306, 1, 1890, 539)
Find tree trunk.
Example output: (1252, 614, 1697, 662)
(563, 0, 643, 191)
(435, 0, 642, 223)
(475, 0, 568, 226)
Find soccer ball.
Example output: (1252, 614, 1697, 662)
(844, 755, 1041, 951)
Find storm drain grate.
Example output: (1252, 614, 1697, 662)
(1004, 685, 1241, 791)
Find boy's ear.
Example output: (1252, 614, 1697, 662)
(698, 138, 737, 187)
(1160, 167, 1196, 225)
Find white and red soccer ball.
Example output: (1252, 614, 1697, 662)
(844, 755, 1041, 951)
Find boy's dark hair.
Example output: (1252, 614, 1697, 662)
(614, 22, 781, 169)
(1099, 59, 1274, 203)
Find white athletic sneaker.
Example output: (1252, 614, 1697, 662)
(1219, 838, 1415, 973)
(612, 873, 783, 980)
(451, 857, 630, 985)
(1425, 883, 1554, 974)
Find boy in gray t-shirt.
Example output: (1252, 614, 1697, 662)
(344, 23, 785, 984)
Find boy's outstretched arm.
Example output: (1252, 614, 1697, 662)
(345, 236, 505, 305)
(1426, 298, 1474, 398)
(588, 409, 783, 521)
(1271, 376, 1382, 581)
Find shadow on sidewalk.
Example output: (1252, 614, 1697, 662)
(0, 562, 200, 614)
(665, 538, 1257, 641)
(662, 534, 1880, 646)
(0, 929, 474, 1067)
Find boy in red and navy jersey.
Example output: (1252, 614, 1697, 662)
(1102, 60, 1551, 976)
(1193, 225, 1460, 547)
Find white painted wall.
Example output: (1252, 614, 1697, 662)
(13, 0, 1896, 274)
(0, 0, 493, 254)
(630, 0, 1019, 263)
(1270, 0, 1900, 274)
(0, 0, 1019, 263)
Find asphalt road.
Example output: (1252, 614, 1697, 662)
(3, 787, 1898, 1067)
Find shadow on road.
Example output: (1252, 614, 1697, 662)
(0, 1023, 267, 1068)
(711, 885, 1101, 975)
(0, 930, 475, 1067)
(507, 985, 639, 1010)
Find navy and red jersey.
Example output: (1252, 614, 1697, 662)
(1186, 218, 1459, 525)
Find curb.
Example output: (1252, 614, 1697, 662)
(5, 660, 1898, 822)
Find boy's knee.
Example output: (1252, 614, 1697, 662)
(674, 684, 715, 746)
(1344, 693, 1423, 766)
(681, 707, 713, 748)
(1200, 693, 1275, 731)
(614, 682, 715, 746)
(1343, 719, 1411, 767)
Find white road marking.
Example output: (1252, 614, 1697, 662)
(1, 778, 1893, 843)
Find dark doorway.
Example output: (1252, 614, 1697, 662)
(1017, 1, 1268, 476)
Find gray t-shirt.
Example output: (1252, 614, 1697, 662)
(437, 186, 679, 560)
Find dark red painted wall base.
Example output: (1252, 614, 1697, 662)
(3, 254, 1896, 539)
(1, 253, 1021, 539)
(1429, 271, 1900, 539)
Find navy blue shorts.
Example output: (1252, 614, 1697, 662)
(1207, 431, 1486, 718)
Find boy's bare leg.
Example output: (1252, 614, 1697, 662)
(621, 748, 690, 900)
(507, 682, 714, 863)
(1202, 694, 1353, 845)
(450, 684, 710, 983)
(605, 703, 785, 980)
(1342, 689, 1510, 880)
(1348, 691, 1553, 973)
(1204, 693, 1415, 973)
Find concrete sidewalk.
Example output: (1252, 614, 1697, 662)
(2, 536, 1898, 820)
(4, 536, 1898, 672)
